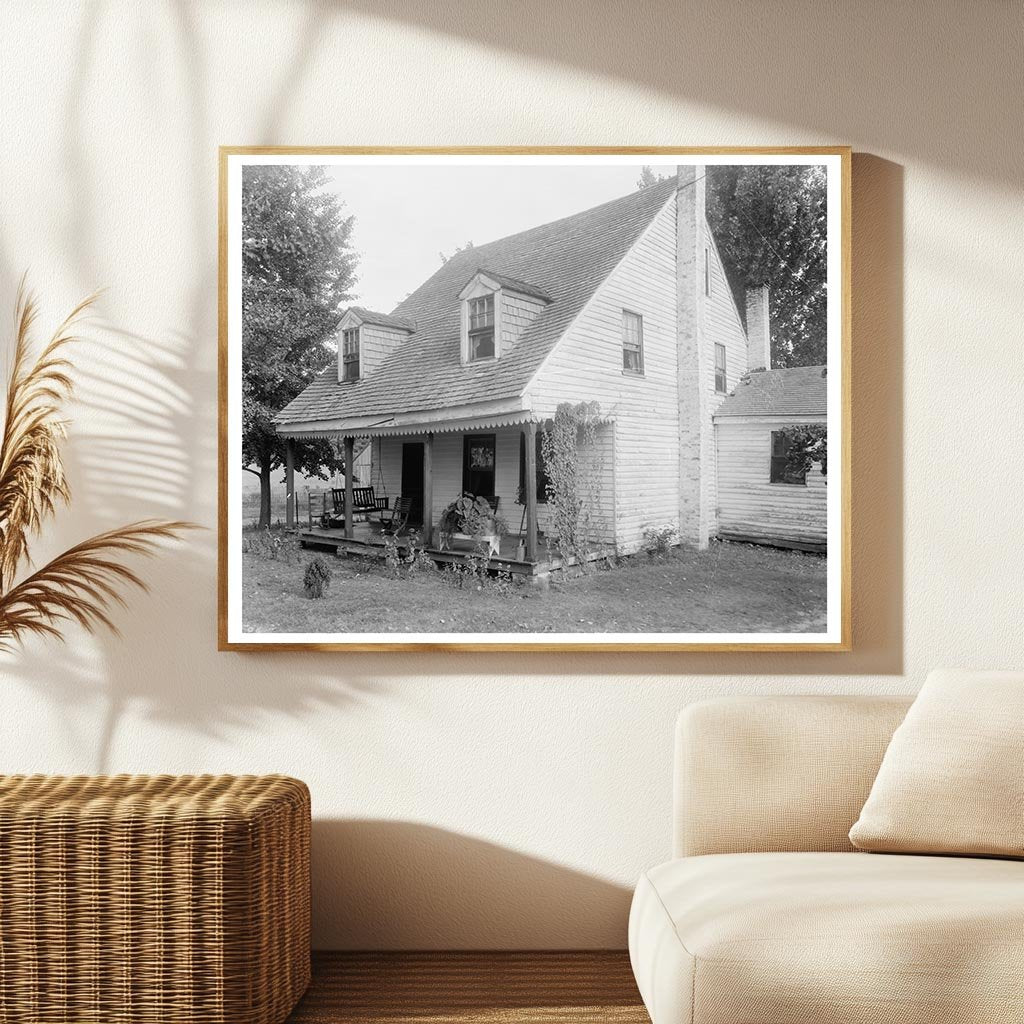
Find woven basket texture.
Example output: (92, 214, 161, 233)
(0, 774, 310, 1024)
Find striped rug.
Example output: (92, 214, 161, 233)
(288, 951, 650, 1023)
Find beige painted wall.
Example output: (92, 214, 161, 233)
(1, 1, 1022, 949)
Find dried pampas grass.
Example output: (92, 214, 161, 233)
(0, 282, 196, 650)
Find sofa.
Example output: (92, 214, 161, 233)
(628, 694, 1024, 1024)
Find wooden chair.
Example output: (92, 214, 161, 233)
(378, 496, 413, 535)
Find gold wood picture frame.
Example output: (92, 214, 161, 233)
(219, 147, 851, 652)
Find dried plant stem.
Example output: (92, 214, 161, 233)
(0, 281, 197, 651)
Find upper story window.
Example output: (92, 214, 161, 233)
(622, 310, 644, 374)
(770, 431, 807, 485)
(704, 246, 712, 296)
(714, 343, 727, 393)
(342, 327, 360, 381)
(468, 295, 495, 360)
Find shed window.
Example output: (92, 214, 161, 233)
(342, 327, 360, 381)
(622, 310, 644, 374)
(770, 431, 807, 485)
(468, 295, 495, 360)
(714, 343, 727, 393)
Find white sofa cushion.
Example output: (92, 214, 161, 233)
(629, 851, 1024, 1024)
(850, 669, 1024, 857)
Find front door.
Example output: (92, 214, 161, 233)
(401, 442, 425, 525)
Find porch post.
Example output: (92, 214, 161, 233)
(524, 421, 538, 562)
(284, 438, 295, 530)
(423, 432, 434, 546)
(343, 436, 355, 541)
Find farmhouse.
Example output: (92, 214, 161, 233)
(274, 167, 827, 569)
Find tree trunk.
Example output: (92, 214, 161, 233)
(258, 458, 273, 529)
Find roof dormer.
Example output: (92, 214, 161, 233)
(458, 270, 550, 365)
(336, 307, 415, 383)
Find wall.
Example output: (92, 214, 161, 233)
(715, 417, 828, 546)
(529, 195, 679, 553)
(0, 1, 1022, 950)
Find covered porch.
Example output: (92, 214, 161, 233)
(279, 408, 549, 567)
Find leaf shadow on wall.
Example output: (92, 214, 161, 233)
(0, 0, 387, 773)
(0, 5, 907, 777)
(330, 0, 1019, 189)
(310, 819, 634, 950)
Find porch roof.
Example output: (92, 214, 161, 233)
(278, 408, 538, 440)
(273, 177, 678, 429)
(277, 402, 616, 440)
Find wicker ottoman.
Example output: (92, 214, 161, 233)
(0, 774, 310, 1024)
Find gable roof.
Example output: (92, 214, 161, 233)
(462, 269, 552, 302)
(346, 307, 417, 331)
(714, 365, 827, 418)
(275, 177, 677, 426)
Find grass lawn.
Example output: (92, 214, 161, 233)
(241, 535, 826, 634)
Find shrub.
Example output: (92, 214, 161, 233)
(642, 524, 678, 558)
(303, 555, 333, 598)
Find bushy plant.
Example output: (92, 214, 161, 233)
(438, 494, 508, 540)
(303, 555, 332, 598)
(642, 524, 678, 558)
(247, 527, 291, 560)
(540, 401, 604, 572)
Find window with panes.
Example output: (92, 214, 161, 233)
(468, 295, 495, 360)
(342, 327, 360, 381)
(622, 310, 644, 374)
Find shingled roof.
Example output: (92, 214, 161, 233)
(714, 365, 828, 418)
(346, 307, 417, 331)
(275, 176, 677, 426)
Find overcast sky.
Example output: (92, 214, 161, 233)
(323, 164, 653, 313)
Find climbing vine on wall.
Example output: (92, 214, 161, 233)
(539, 401, 604, 571)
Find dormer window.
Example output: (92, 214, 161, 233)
(459, 270, 551, 365)
(342, 327, 360, 381)
(468, 295, 495, 361)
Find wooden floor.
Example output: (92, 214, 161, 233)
(286, 952, 650, 1023)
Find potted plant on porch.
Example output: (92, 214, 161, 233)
(438, 494, 508, 557)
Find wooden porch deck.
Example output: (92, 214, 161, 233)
(297, 521, 548, 576)
(296, 521, 611, 577)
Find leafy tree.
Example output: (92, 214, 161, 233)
(636, 166, 670, 190)
(242, 165, 358, 527)
(706, 165, 827, 367)
(439, 240, 475, 265)
(636, 163, 827, 367)
(780, 422, 828, 480)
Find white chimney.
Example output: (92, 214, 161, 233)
(745, 285, 771, 371)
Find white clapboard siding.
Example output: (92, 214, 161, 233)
(360, 324, 409, 378)
(527, 196, 678, 553)
(501, 292, 547, 353)
(715, 418, 828, 546)
(702, 220, 750, 532)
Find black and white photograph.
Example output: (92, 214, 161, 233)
(220, 150, 848, 649)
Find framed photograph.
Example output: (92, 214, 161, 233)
(219, 147, 850, 651)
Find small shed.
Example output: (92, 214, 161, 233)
(713, 366, 828, 551)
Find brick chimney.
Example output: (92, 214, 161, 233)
(676, 165, 712, 550)
(745, 285, 771, 371)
